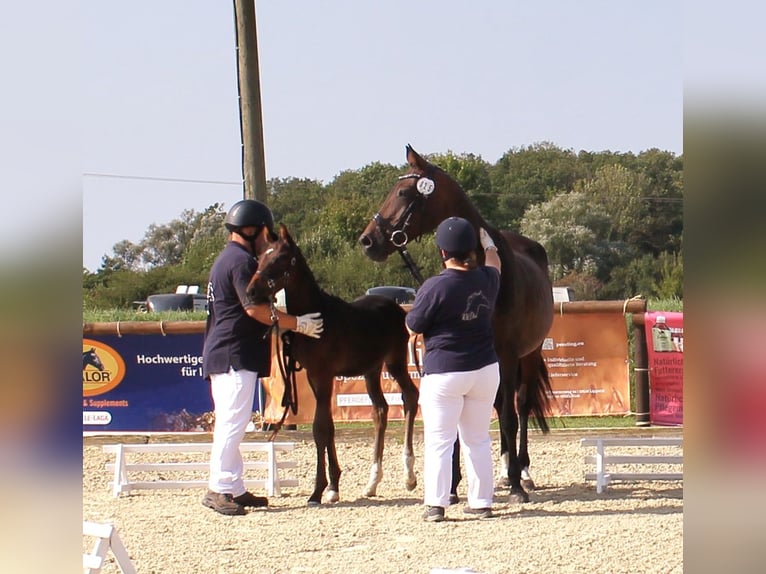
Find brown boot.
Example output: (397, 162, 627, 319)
(202, 490, 246, 515)
(233, 491, 269, 508)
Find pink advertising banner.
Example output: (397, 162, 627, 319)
(644, 311, 684, 426)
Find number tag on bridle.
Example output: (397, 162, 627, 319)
(416, 177, 435, 196)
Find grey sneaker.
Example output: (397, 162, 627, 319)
(463, 506, 493, 519)
(422, 505, 445, 522)
(202, 490, 246, 516)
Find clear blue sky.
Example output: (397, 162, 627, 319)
(79, 1, 686, 272)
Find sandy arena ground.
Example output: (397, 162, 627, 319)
(83, 426, 683, 574)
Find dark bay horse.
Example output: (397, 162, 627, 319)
(246, 224, 420, 506)
(359, 145, 554, 503)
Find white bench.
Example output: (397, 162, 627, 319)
(103, 441, 299, 497)
(580, 436, 683, 493)
(83, 521, 136, 574)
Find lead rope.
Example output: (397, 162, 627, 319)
(411, 333, 423, 377)
(397, 246, 425, 285)
(266, 300, 301, 442)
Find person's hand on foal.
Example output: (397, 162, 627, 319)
(295, 312, 324, 338)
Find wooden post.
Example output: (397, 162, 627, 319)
(232, 0, 267, 202)
(632, 313, 651, 426)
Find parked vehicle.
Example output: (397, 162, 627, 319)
(145, 285, 208, 312)
(552, 286, 575, 303)
(365, 285, 417, 304)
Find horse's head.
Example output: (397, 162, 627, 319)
(359, 144, 468, 262)
(83, 347, 104, 371)
(246, 224, 298, 304)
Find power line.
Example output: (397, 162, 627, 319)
(83, 172, 243, 186)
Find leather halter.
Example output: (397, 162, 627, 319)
(370, 173, 428, 285)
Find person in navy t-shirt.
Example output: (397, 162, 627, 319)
(201, 199, 324, 516)
(405, 217, 501, 522)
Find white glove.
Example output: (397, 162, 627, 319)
(295, 312, 323, 338)
(479, 228, 497, 251)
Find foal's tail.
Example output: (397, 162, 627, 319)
(524, 352, 553, 434)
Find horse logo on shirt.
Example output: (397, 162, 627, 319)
(462, 291, 490, 321)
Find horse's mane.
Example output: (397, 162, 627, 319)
(425, 161, 496, 236)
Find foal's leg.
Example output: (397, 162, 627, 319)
(308, 382, 339, 505)
(387, 360, 419, 492)
(362, 367, 388, 497)
(323, 413, 341, 504)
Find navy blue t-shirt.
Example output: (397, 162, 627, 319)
(405, 266, 500, 374)
(202, 241, 271, 378)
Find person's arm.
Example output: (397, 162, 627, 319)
(245, 304, 323, 338)
(479, 228, 501, 272)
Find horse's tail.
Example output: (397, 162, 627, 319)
(527, 354, 553, 434)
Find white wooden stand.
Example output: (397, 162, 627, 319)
(102, 441, 299, 497)
(581, 436, 683, 493)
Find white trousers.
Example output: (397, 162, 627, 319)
(419, 362, 500, 509)
(208, 367, 257, 496)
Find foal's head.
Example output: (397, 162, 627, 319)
(246, 224, 299, 304)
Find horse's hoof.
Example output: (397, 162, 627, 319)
(497, 477, 511, 488)
(522, 478, 536, 491)
(405, 478, 417, 491)
(449, 493, 460, 505)
(508, 490, 530, 504)
(307, 500, 321, 507)
(363, 487, 377, 497)
(323, 490, 340, 504)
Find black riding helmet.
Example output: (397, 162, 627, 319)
(435, 216, 477, 259)
(224, 199, 274, 244)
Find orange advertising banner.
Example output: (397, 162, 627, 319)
(261, 312, 630, 424)
(261, 335, 424, 425)
(542, 312, 630, 416)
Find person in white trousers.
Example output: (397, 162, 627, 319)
(201, 200, 324, 516)
(405, 217, 501, 522)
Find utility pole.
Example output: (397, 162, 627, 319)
(232, 0, 267, 202)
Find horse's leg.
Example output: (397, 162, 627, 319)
(308, 383, 334, 506)
(517, 381, 535, 490)
(388, 361, 420, 492)
(362, 367, 388, 497)
(498, 361, 529, 503)
(449, 438, 461, 504)
(517, 351, 552, 491)
(495, 399, 510, 488)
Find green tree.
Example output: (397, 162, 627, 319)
(575, 164, 646, 243)
(427, 151, 496, 221)
(632, 149, 683, 255)
(491, 142, 583, 229)
(267, 177, 325, 238)
(521, 191, 606, 281)
(320, 162, 402, 243)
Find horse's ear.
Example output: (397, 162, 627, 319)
(279, 223, 291, 240)
(406, 144, 428, 170)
